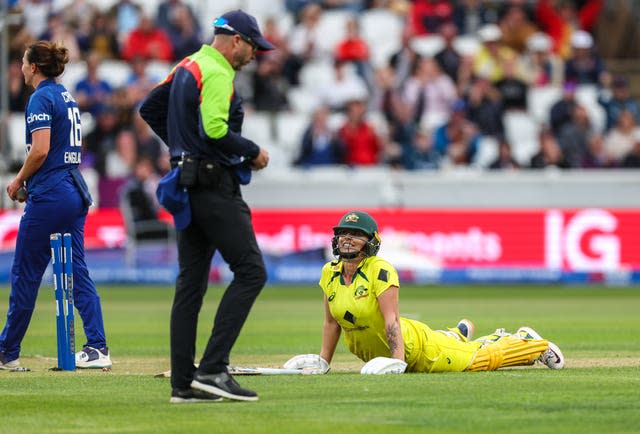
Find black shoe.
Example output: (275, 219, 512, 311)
(169, 387, 223, 404)
(191, 371, 258, 402)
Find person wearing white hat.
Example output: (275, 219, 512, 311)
(522, 32, 564, 87)
(565, 29, 608, 86)
(570, 30, 593, 50)
(472, 23, 521, 82)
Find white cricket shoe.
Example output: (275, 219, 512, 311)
(0, 351, 21, 370)
(76, 346, 112, 369)
(517, 327, 565, 370)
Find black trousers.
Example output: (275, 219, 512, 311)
(170, 169, 267, 390)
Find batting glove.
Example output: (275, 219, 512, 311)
(283, 354, 330, 374)
(360, 357, 407, 375)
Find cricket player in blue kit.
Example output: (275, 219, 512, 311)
(0, 41, 111, 370)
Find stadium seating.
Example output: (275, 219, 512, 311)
(327, 112, 347, 131)
(145, 60, 172, 83)
(98, 60, 131, 89)
(575, 84, 606, 133)
(245, 0, 285, 22)
(366, 110, 390, 138)
(119, 192, 175, 267)
(7, 113, 26, 165)
(299, 60, 336, 89)
(453, 35, 481, 57)
(503, 110, 541, 165)
(275, 111, 310, 157)
(242, 111, 294, 168)
(527, 85, 607, 134)
(242, 111, 274, 148)
(274, 12, 294, 35)
(359, 8, 403, 67)
(59, 60, 87, 94)
(473, 135, 500, 168)
(314, 10, 352, 57)
(527, 85, 562, 126)
(410, 35, 445, 58)
(24, 1, 636, 190)
(80, 112, 96, 136)
(287, 87, 322, 114)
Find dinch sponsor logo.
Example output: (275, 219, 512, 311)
(27, 113, 51, 123)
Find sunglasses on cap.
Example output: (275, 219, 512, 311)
(213, 17, 258, 52)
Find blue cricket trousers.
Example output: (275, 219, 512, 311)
(0, 176, 107, 361)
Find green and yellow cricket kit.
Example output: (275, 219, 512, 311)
(319, 256, 550, 373)
(319, 257, 477, 373)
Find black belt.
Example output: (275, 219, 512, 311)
(170, 157, 225, 169)
(172, 157, 229, 188)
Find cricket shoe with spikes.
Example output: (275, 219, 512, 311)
(76, 346, 112, 369)
(517, 327, 565, 370)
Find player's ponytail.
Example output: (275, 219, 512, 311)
(26, 40, 69, 78)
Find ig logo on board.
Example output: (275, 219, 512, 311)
(545, 209, 620, 271)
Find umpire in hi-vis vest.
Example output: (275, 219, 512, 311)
(139, 10, 273, 403)
(0, 41, 111, 371)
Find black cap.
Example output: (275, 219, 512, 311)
(213, 10, 275, 51)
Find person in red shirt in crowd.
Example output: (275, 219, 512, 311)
(409, 0, 454, 36)
(338, 99, 381, 166)
(335, 17, 369, 63)
(535, 0, 603, 59)
(334, 16, 373, 90)
(121, 14, 173, 62)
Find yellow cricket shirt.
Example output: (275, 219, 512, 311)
(319, 257, 481, 373)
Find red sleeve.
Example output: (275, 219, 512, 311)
(535, 0, 565, 54)
(535, 0, 563, 32)
(578, 0, 603, 31)
(409, 2, 427, 36)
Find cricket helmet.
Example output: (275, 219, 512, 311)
(332, 211, 381, 258)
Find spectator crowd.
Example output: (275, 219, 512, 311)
(4, 0, 640, 208)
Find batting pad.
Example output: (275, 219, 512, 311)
(467, 336, 548, 371)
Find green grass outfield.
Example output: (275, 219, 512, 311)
(1, 284, 639, 434)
